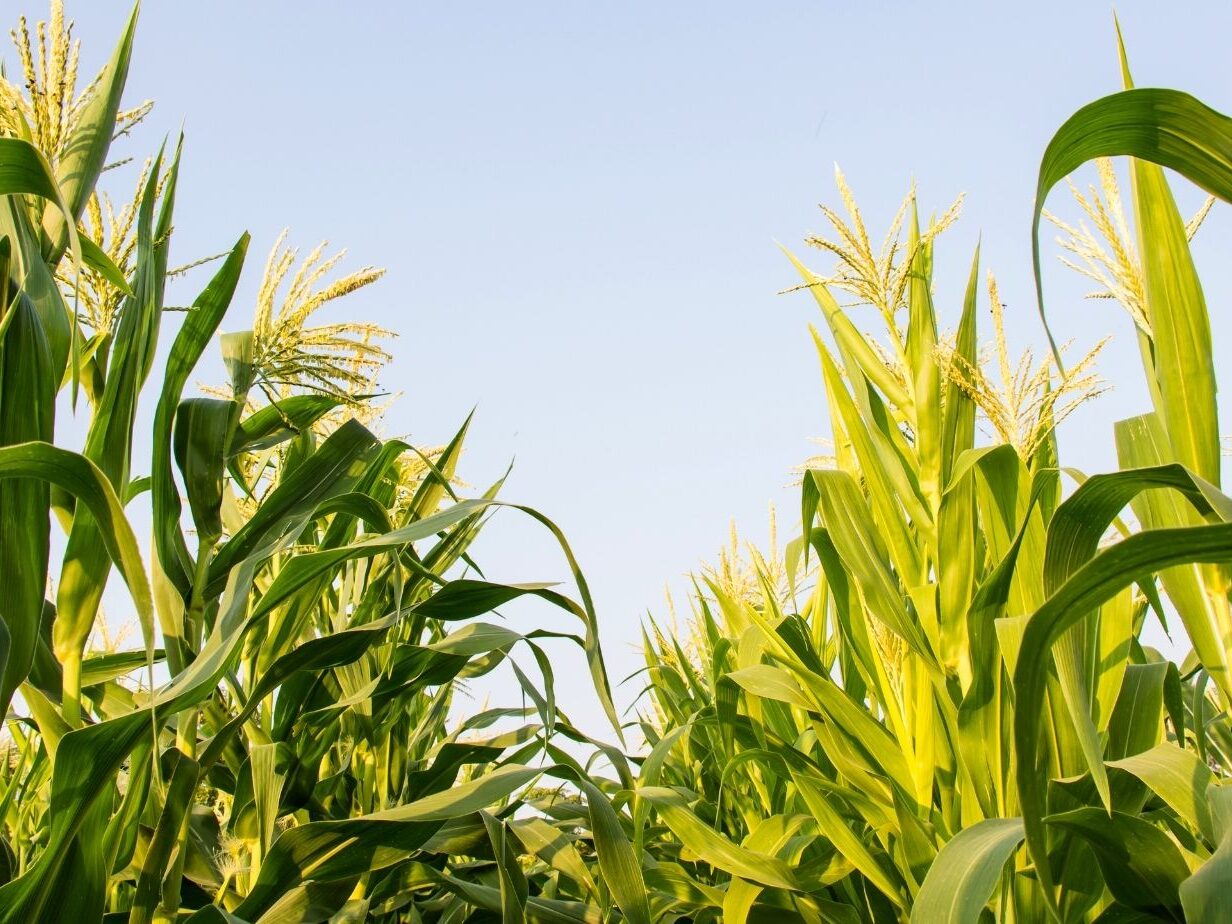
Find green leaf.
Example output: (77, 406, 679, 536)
(250, 499, 491, 619)
(77, 233, 133, 296)
(150, 235, 248, 621)
(199, 617, 397, 769)
(509, 817, 598, 899)
(1116, 415, 1232, 703)
(1042, 464, 1230, 809)
(1045, 465, 1231, 596)
(1047, 808, 1188, 915)
(405, 410, 472, 521)
(911, 818, 1025, 924)
(0, 283, 54, 715)
(1180, 786, 1232, 922)
(938, 247, 981, 672)
(0, 197, 71, 380)
(1032, 87, 1232, 360)
(231, 394, 342, 456)
(577, 782, 651, 924)
(430, 622, 523, 657)
(1105, 663, 1169, 761)
(940, 245, 980, 484)
(0, 442, 151, 674)
(726, 665, 813, 711)
(206, 418, 379, 590)
(40, 4, 137, 263)
(128, 751, 199, 924)
(812, 339, 930, 587)
(173, 397, 238, 543)
(791, 771, 904, 907)
(0, 137, 80, 268)
(233, 765, 541, 919)
(410, 578, 574, 623)
(426, 866, 601, 924)
(1013, 522, 1232, 914)
(804, 469, 936, 665)
(1107, 743, 1214, 841)
(783, 247, 909, 409)
(722, 815, 816, 924)
(1132, 156, 1220, 485)
(57, 148, 177, 677)
(80, 648, 165, 687)
(481, 812, 529, 924)
(0, 549, 268, 923)
(637, 786, 800, 891)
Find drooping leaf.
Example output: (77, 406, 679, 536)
(1047, 808, 1188, 915)
(1033, 87, 1232, 357)
(1014, 523, 1232, 913)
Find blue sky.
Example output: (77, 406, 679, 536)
(64, 2, 1232, 736)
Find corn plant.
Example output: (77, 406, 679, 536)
(7, 3, 1232, 923)
(0, 4, 624, 922)
(633, 38, 1232, 923)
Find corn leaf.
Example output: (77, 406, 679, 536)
(911, 818, 1024, 924)
(1014, 523, 1232, 913)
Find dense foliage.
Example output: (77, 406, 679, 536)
(3, 3, 1232, 922)
(0, 5, 620, 921)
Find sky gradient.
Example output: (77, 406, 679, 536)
(63, 2, 1232, 735)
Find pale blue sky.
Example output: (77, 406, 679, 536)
(65, 2, 1232, 735)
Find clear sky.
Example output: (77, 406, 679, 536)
(62, 1, 1232, 737)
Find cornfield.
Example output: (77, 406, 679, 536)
(1, 3, 1231, 922)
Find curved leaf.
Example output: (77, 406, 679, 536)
(1107, 743, 1214, 841)
(1032, 87, 1232, 355)
(1014, 523, 1232, 914)
(0, 443, 151, 659)
(233, 765, 542, 919)
(151, 234, 248, 609)
(911, 818, 1025, 924)
(1180, 786, 1232, 922)
(637, 786, 800, 892)
(1047, 808, 1187, 914)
